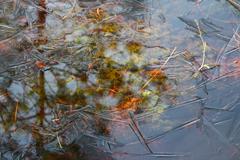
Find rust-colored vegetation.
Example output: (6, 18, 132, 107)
(145, 69, 167, 84)
(116, 97, 142, 111)
(35, 60, 46, 69)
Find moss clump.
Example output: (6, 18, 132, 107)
(102, 22, 120, 33)
(126, 41, 142, 54)
(109, 40, 117, 49)
(98, 68, 122, 81)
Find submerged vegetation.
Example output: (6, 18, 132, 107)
(126, 41, 143, 54)
(0, 0, 240, 159)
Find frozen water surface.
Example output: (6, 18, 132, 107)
(0, 0, 240, 159)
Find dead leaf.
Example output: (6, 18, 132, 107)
(35, 61, 46, 69)
(116, 97, 142, 111)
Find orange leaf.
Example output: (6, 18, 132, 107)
(116, 97, 142, 111)
(35, 60, 46, 69)
(146, 69, 165, 77)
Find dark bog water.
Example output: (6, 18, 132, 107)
(0, 0, 240, 159)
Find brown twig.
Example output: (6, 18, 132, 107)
(13, 101, 19, 123)
(140, 47, 177, 90)
(227, 0, 240, 12)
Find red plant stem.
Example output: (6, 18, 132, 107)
(38, 0, 47, 28)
